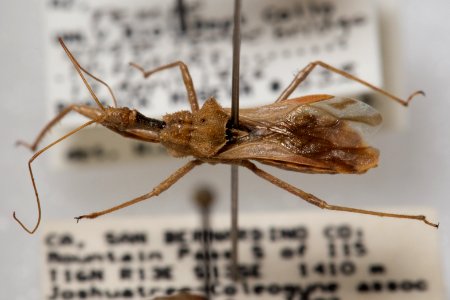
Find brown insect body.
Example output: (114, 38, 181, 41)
(13, 39, 437, 234)
(189, 96, 378, 173)
(91, 94, 380, 176)
(160, 98, 229, 158)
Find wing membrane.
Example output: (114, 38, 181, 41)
(219, 96, 381, 174)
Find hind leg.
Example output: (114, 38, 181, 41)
(276, 61, 423, 106)
(238, 160, 438, 228)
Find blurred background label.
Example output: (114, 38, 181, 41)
(41, 0, 384, 166)
(40, 209, 444, 299)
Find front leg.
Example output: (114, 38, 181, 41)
(130, 61, 200, 112)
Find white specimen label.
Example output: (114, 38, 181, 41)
(43, 0, 381, 122)
(40, 209, 444, 299)
(41, 0, 383, 165)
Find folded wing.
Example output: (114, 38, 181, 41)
(218, 95, 382, 174)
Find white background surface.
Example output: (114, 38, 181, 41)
(0, 0, 449, 299)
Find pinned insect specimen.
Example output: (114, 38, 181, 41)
(13, 38, 438, 234)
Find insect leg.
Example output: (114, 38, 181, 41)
(276, 61, 424, 106)
(16, 105, 103, 152)
(238, 160, 438, 228)
(14, 119, 99, 234)
(75, 159, 203, 221)
(130, 61, 199, 112)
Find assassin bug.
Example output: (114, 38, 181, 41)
(13, 38, 437, 234)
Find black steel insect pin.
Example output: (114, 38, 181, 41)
(230, 0, 242, 282)
(194, 186, 215, 298)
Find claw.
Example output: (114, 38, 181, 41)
(129, 62, 148, 77)
(13, 211, 39, 234)
(16, 140, 35, 151)
(405, 90, 426, 106)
